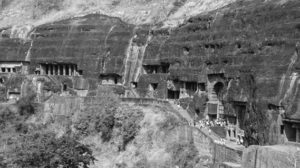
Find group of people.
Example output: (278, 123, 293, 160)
(188, 118, 245, 146)
(189, 118, 227, 128)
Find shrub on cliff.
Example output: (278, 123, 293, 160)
(0, 94, 37, 133)
(158, 113, 180, 131)
(16, 94, 37, 117)
(74, 87, 119, 142)
(0, 155, 7, 168)
(114, 107, 144, 151)
(43, 81, 61, 93)
(167, 142, 200, 168)
(8, 131, 95, 168)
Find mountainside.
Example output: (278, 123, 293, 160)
(0, 0, 300, 167)
(0, 0, 239, 28)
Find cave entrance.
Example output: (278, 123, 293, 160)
(35, 69, 41, 75)
(198, 83, 206, 91)
(40, 63, 79, 76)
(161, 63, 170, 73)
(214, 82, 224, 96)
(131, 82, 138, 88)
(8, 91, 20, 102)
(167, 90, 180, 99)
(143, 63, 170, 74)
(283, 121, 300, 142)
(143, 65, 159, 74)
(233, 101, 246, 130)
(0, 62, 23, 74)
(63, 84, 68, 91)
(150, 83, 158, 90)
(186, 82, 197, 92)
(100, 73, 122, 85)
(78, 70, 83, 75)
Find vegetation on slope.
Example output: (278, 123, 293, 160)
(0, 86, 202, 167)
(0, 95, 95, 168)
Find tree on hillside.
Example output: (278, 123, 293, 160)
(10, 132, 95, 168)
(74, 87, 119, 141)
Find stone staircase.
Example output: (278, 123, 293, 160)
(207, 84, 224, 116)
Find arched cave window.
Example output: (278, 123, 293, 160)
(280, 125, 285, 135)
(131, 82, 137, 88)
(114, 77, 118, 84)
(214, 82, 224, 96)
(150, 83, 158, 90)
(63, 84, 67, 91)
(78, 70, 83, 75)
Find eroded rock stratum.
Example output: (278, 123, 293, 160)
(0, 0, 300, 168)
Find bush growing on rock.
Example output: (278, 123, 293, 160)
(167, 142, 200, 168)
(158, 113, 180, 131)
(8, 131, 95, 168)
(43, 81, 61, 93)
(0, 94, 38, 133)
(74, 87, 119, 141)
(16, 94, 37, 117)
(114, 106, 144, 151)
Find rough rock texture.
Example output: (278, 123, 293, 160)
(30, 14, 134, 78)
(0, 0, 238, 29)
(0, 0, 300, 146)
(242, 143, 300, 168)
(140, 0, 300, 145)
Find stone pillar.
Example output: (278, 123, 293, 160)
(53, 65, 56, 75)
(40, 65, 44, 75)
(71, 65, 74, 76)
(58, 65, 61, 75)
(63, 65, 66, 76)
(47, 65, 51, 75)
(69, 65, 72, 76)
(297, 129, 300, 142)
(75, 65, 78, 76)
(217, 101, 220, 119)
(49, 65, 51, 75)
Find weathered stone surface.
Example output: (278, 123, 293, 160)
(0, 0, 299, 146)
(29, 14, 134, 78)
(139, 0, 300, 145)
(242, 143, 300, 168)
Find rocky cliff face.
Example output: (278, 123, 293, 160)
(242, 143, 300, 168)
(0, 0, 299, 146)
(140, 0, 300, 145)
(0, 0, 237, 29)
